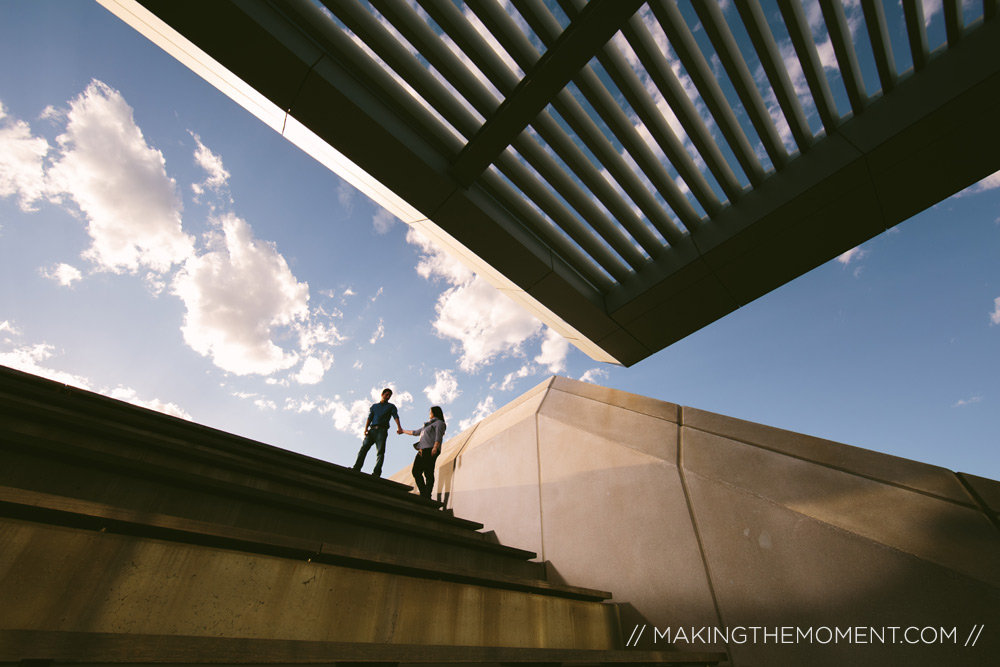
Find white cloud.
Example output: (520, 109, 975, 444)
(192, 133, 230, 190)
(0, 342, 92, 390)
(836, 246, 867, 265)
(425, 369, 461, 404)
(957, 169, 1000, 197)
(433, 277, 543, 372)
(407, 226, 475, 285)
(499, 363, 534, 392)
(0, 337, 190, 419)
(990, 297, 1000, 326)
(953, 395, 982, 408)
(409, 225, 542, 371)
(41, 263, 82, 287)
(458, 395, 496, 432)
(254, 398, 277, 411)
(45, 81, 194, 274)
(106, 386, 192, 420)
(370, 318, 385, 345)
(320, 396, 371, 437)
(372, 208, 397, 235)
(171, 212, 309, 375)
(579, 368, 609, 384)
(284, 397, 317, 413)
(534, 327, 570, 374)
(292, 353, 333, 385)
(0, 101, 50, 211)
(320, 383, 412, 437)
(0, 320, 20, 336)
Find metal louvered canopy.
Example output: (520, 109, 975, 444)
(99, 0, 1000, 366)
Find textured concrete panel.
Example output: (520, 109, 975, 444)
(550, 376, 679, 422)
(682, 407, 972, 503)
(447, 417, 544, 557)
(538, 388, 677, 462)
(684, 472, 1000, 666)
(536, 416, 718, 640)
(0, 518, 621, 649)
(683, 428, 1000, 586)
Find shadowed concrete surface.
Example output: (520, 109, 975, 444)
(0, 365, 724, 666)
(391, 376, 1000, 666)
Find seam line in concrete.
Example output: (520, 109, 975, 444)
(676, 417, 731, 662)
(956, 473, 1000, 534)
(535, 414, 546, 563)
(684, 424, 979, 509)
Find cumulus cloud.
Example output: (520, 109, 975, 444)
(534, 327, 569, 374)
(990, 297, 1000, 326)
(579, 368, 609, 384)
(45, 81, 194, 274)
(0, 101, 50, 211)
(41, 263, 83, 287)
(408, 226, 475, 285)
(408, 227, 543, 372)
(291, 353, 333, 385)
(433, 278, 543, 371)
(459, 395, 496, 432)
(171, 212, 309, 375)
(424, 369, 461, 404)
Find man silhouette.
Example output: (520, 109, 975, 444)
(351, 388, 402, 477)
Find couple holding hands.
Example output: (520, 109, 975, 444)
(351, 387, 446, 499)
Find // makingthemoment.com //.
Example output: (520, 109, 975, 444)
(625, 624, 986, 647)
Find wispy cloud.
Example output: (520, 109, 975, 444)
(579, 368, 609, 384)
(990, 296, 1000, 326)
(953, 395, 982, 408)
(0, 328, 190, 419)
(372, 208, 396, 235)
(958, 169, 1000, 197)
(459, 395, 495, 432)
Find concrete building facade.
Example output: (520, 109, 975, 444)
(393, 376, 1000, 666)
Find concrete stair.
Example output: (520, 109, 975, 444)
(0, 365, 725, 666)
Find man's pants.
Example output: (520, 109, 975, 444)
(411, 447, 439, 498)
(353, 427, 388, 476)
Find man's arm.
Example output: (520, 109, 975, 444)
(395, 416, 403, 434)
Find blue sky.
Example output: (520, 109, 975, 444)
(1, 1, 997, 482)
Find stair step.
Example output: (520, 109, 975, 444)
(0, 486, 610, 602)
(0, 630, 728, 664)
(0, 438, 544, 580)
(0, 390, 461, 526)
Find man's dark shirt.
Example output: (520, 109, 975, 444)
(368, 401, 399, 429)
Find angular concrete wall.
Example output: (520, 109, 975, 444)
(392, 377, 1000, 666)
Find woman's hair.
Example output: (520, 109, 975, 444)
(430, 405, 445, 422)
